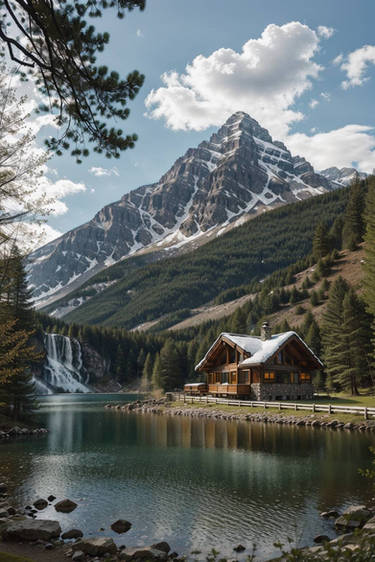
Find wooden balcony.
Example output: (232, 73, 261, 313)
(208, 384, 251, 396)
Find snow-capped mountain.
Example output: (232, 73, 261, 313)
(320, 166, 367, 187)
(28, 112, 343, 308)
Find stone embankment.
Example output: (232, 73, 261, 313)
(105, 399, 375, 432)
(0, 425, 48, 440)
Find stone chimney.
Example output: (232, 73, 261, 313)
(261, 321, 272, 341)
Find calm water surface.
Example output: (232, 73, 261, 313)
(1, 394, 375, 560)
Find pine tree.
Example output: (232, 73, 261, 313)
(342, 180, 365, 250)
(151, 353, 161, 391)
(329, 216, 344, 251)
(335, 289, 372, 394)
(310, 291, 320, 307)
(0, 320, 41, 385)
(321, 277, 349, 388)
(230, 308, 247, 333)
(305, 318, 321, 356)
(0, 250, 42, 419)
(158, 339, 184, 392)
(140, 352, 153, 392)
(312, 221, 330, 261)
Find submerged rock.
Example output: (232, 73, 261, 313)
(111, 519, 132, 534)
(34, 498, 48, 510)
(314, 535, 330, 544)
(55, 499, 78, 513)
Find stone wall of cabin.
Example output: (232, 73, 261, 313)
(251, 383, 314, 401)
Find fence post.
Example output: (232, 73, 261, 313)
(312, 403, 316, 413)
(328, 404, 332, 414)
(183, 393, 186, 404)
(295, 403, 297, 411)
(364, 407, 368, 420)
(279, 403, 281, 411)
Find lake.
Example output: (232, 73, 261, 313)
(1, 394, 375, 560)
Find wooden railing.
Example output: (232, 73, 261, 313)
(171, 393, 375, 420)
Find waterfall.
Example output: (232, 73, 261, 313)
(39, 333, 91, 394)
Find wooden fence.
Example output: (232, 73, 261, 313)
(171, 393, 375, 420)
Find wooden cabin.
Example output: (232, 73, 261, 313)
(194, 322, 323, 400)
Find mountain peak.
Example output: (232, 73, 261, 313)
(28, 112, 345, 311)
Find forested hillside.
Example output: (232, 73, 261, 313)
(63, 187, 349, 329)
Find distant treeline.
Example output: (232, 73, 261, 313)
(63, 187, 349, 329)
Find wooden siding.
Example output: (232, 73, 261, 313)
(208, 384, 251, 396)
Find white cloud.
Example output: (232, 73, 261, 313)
(287, 125, 375, 172)
(136, 29, 144, 38)
(333, 53, 343, 66)
(35, 176, 87, 216)
(320, 91, 331, 101)
(339, 44, 375, 89)
(317, 26, 335, 39)
(145, 21, 324, 139)
(89, 166, 120, 177)
(309, 99, 319, 109)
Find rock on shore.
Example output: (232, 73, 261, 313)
(0, 426, 48, 440)
(2, 519, 61, 541)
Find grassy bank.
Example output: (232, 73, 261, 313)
(164, 397, 375, 425)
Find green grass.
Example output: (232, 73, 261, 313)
(166, 397, 373, 424)
(299, 392, 375, 407)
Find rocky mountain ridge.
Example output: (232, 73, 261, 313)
(28, 112, 355, 309)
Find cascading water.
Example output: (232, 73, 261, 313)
(38, 333, 91, 394)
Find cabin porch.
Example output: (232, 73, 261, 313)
(206, 368, 314, 400)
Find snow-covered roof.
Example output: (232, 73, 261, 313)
(195, 331, 323, 371)
(184, 382, 207, 387)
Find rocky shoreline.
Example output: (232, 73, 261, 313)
(0, 425, 48, 440)
(2, 479, 375, 561)
(105, 398, 375, 433)
(0, 482, 185, 561)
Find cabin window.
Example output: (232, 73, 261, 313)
(238, 371, 250, 384)
(290, 372, 299, 384)
(229, 348, 236, 363)
(222, 372, 229, 383)
(215, 373, 221, 383)
(300, 373, 311, 383)
(264, 371, 276, 382)
(276, 351, 283, 364)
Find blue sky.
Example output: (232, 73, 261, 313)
(29, 0, 375, 242)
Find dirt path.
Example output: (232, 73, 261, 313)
(0, 541, 69, 562)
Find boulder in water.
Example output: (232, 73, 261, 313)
(111, 519, 132, 533)
(34, 498, 48, 510)
(55, 499, 77, 513)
